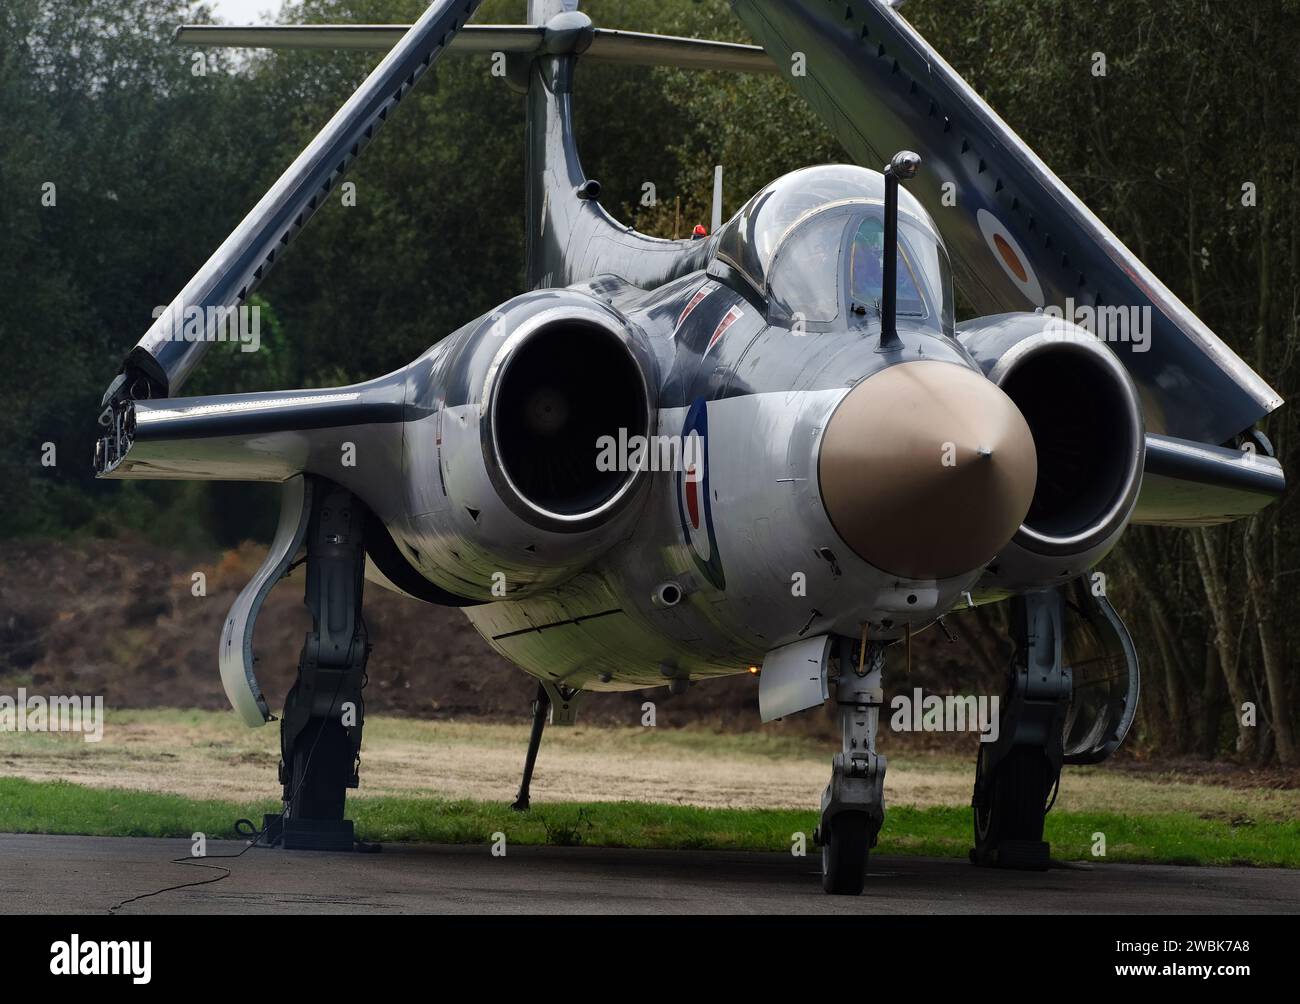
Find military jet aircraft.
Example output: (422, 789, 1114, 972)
(94, 0, 1285, 894)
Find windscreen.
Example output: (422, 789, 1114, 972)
(766, 204, 954, 334)
(847, 215, 926, 317)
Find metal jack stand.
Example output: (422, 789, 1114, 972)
(263, 480, 370, 851)
(971, 588, 1071, 870)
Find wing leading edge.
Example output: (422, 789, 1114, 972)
(730, 0, 1281, 445)
(1135, 434, 1285, 526)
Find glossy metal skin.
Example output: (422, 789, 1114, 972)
(101, 167, 1118, 694)
(463, 268, 1034, 691)
(522, 33, 715, 291)
(958, 312, 1148, 595)
(95, 1, 1284, 703)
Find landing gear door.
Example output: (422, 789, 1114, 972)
(1061, 577, 1140, 765)
(218, 475, 313, 727)
(759, 635, 833, 723)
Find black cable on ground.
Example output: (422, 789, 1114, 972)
(107, 841, 252, 915)
(107, 628, 360, 914)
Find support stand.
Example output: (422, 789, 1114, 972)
(264, 479, 370, 852)
(512, 684, 549, 812)
(971, 588, 1071, 869)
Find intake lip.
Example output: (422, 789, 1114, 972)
(481, 305, 652, 534)
(817, 359, 1038, 580)
(987, 334, 1145, 557)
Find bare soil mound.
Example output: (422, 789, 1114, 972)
(5, 536, 1297, 788)
(0, 535, 847, 732)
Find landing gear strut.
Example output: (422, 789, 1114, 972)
(512, 684, 550, 812)
(511, 679, 583, 812)
(817, 637, 887, 895)
(264, 480, 370, 851)
(971, 588, 1070, 869)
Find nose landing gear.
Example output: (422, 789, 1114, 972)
(816, 637, 887, 895)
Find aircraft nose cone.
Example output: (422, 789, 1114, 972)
(818, 360, 1037, 580)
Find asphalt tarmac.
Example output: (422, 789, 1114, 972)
(3, 833, 1297, 914)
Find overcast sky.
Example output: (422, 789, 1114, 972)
(202, 0, 285, 23)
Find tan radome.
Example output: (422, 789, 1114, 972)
(818, 359, 1038, 580)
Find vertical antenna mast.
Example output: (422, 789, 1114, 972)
(711, 165, 724, 233)
(879, 150, 921, 351)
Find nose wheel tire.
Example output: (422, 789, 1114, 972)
(821, 811, 872, 895)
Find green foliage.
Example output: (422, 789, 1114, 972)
(0, 0, 281, 536)
(897, 0, 1300, 764)
(3, 776, 1297, 866)
(3, 0, 1298, 760)
(0, 0, 828, 538)
(578, 0, 843, 232)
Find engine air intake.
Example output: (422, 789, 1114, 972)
(991, 335, 1143, 556)
(487, 316, 650, 530)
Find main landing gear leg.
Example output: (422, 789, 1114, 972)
(816, 637, 887, 895)
(511, 680, 584, 812)
(971, 588, 1071, 870)
(265, 480, 370, 852)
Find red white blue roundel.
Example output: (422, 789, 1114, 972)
(977, 208, 1045, 308)
(675, 398, 725, 590)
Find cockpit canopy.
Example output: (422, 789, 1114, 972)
(714, 165, 954, 335)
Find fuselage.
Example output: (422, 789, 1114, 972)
(351, 166, 1052, 693)
(455, 267, 991, 692)
(95, 163, 1121, 695)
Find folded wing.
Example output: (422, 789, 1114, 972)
(731, 0, 1281, 444)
